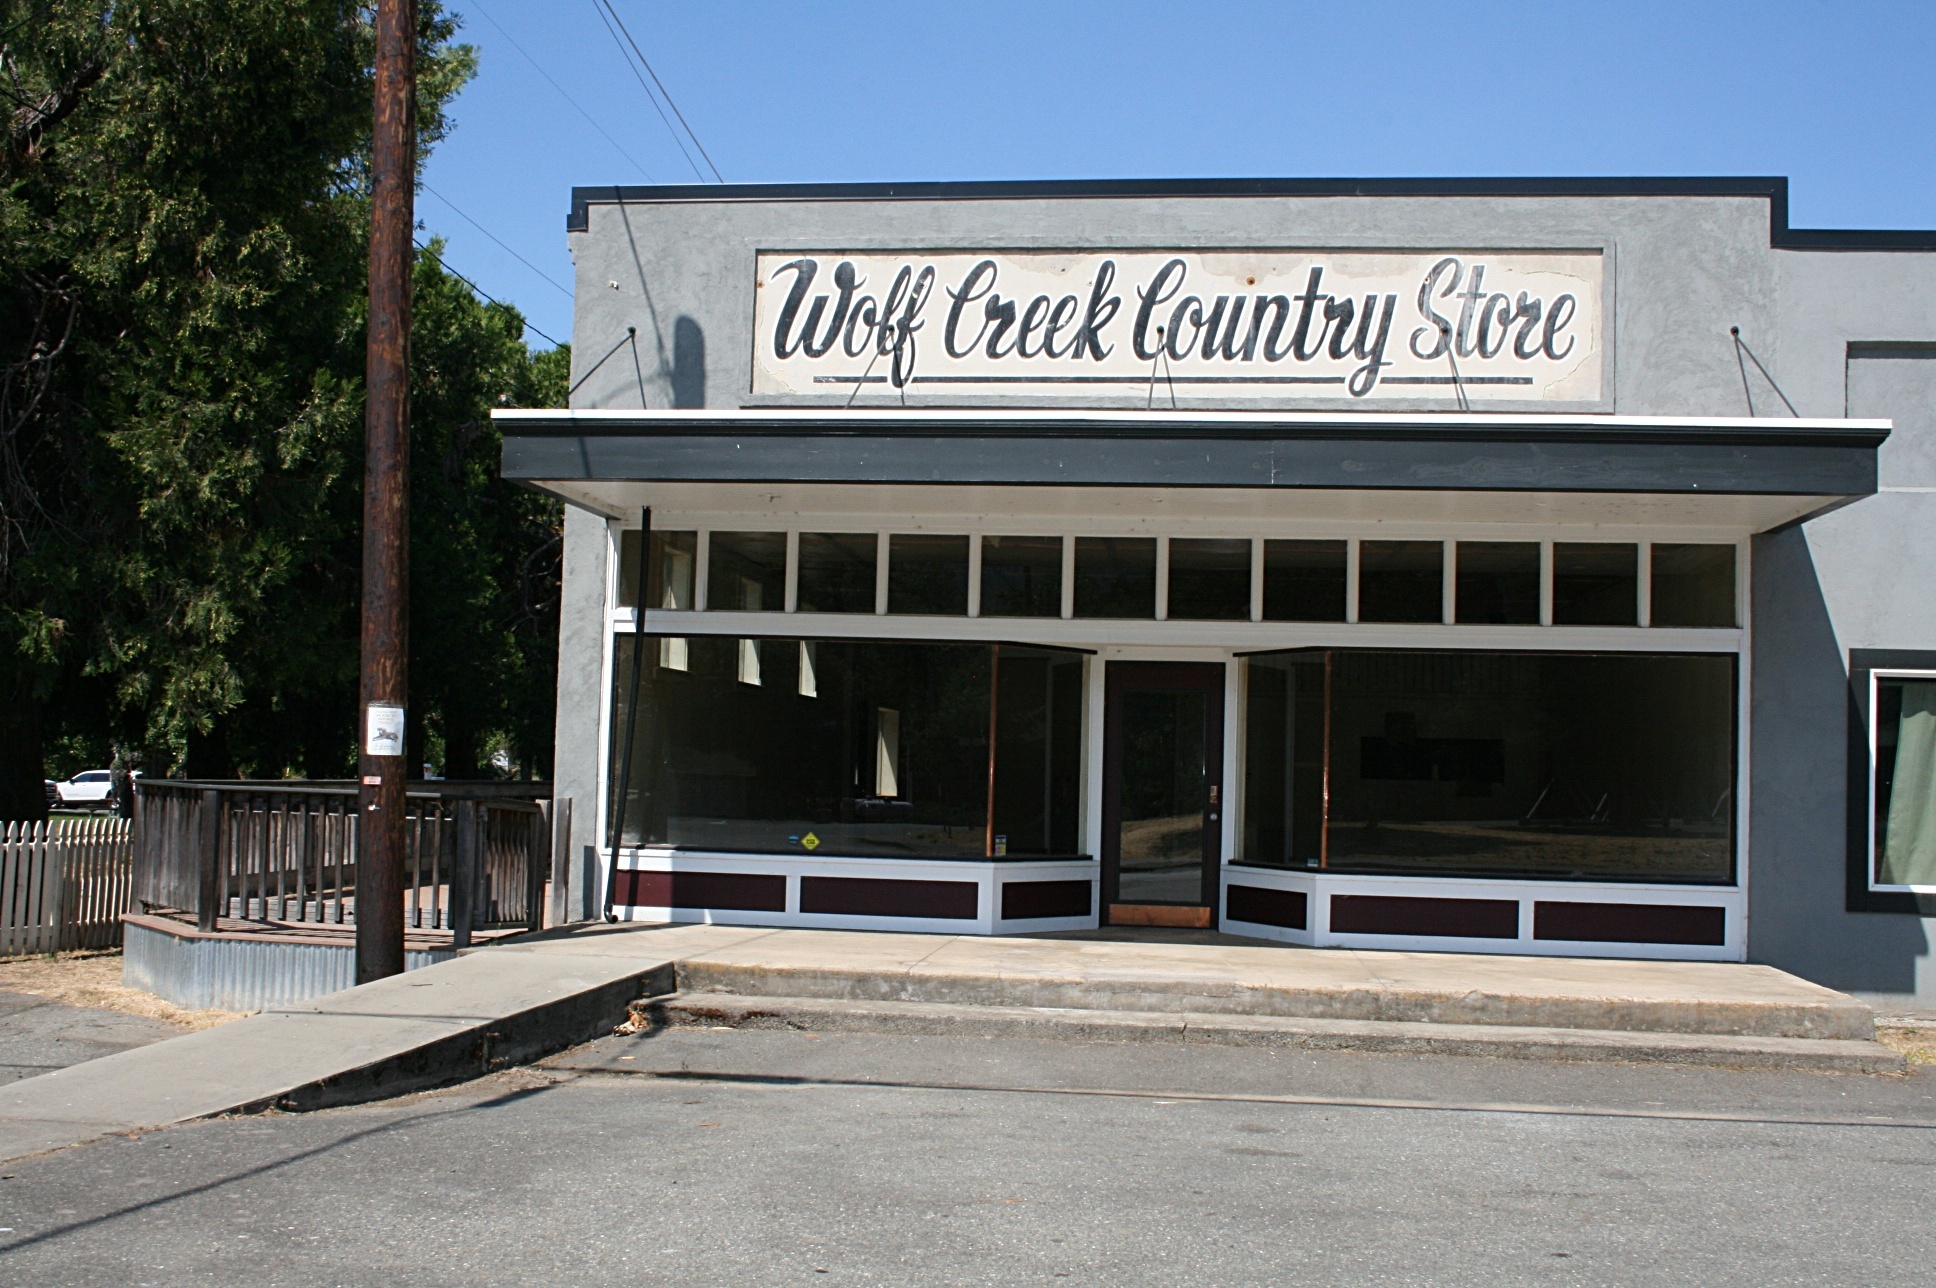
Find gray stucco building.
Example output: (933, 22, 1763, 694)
(499, 178, 1936, 1000)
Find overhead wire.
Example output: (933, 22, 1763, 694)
(598, 0, 723, 182)
(422, 183, 574, 299)
(466, 0, 658, 183)
(591, 0, 722, 183)
(589, 0, 700, 181)
(414, 239, 564, 348)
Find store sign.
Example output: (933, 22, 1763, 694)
(751, 249, 1602, 403)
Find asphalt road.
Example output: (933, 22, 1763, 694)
(0, 1027, 1933, 1286)
(0, 992, 175, 1085)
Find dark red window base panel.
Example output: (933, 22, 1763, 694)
(799, 875, 979, 920)
(1533, 901, 1727, 946)
(614, 870, 786, 912)
(1329, 894, 1519, 939)
(1225, 884, 1308, 930)
(1000, 879, 1092, 921)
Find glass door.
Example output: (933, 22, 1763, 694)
(1102, 662, 1225, 927)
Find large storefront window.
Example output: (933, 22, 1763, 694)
(1243, 650, 1736, 883)
(609, 637, 1083, 858)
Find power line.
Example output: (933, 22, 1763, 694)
(604, 0, 723, 182)
(589, 0, 700, 181)
(591, 0, 722, 183)
(422, 183, 574, 298)
(466, 0, 658, 183)
(414, 239, 564, 348)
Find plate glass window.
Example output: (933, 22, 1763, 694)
(608, 638, 1082, 859)
(1455, 542, 1539, 625)
(707, 532, 785, 612)
(888, 535, 970, 615)
(1167, 538, 1251, 621)
(1874, 673, 1936, 888)
(981, 536, 1063, 617)
(1262, 540, 1346, 622)
(797, 533, 877, 614)
(1074, 538, 1156, 619)
(1553, 543, 1637, 626)
(1358, 541, 1443, 624)
(1240, 649, 1736, 883)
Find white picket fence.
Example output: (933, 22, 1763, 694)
(0, 816, 134, 957)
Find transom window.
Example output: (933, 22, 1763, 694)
(619, 530, 1738, 629)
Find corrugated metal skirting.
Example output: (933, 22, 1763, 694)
(123, 921, 452, 1012)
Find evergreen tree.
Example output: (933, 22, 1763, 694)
(0, 2, 564, 816)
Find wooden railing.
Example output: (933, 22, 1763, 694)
(134, 781, 554, 944)
(0, 816, 134, 956)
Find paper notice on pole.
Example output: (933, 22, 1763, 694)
(365, 704, 406, 757)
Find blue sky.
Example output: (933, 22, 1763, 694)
(421, 1, 1936, 348)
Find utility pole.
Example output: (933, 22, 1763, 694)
(356, 0, 415, 984)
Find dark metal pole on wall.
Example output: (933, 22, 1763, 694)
(356, 0, 415, 985)
(604, 508, 652, 921)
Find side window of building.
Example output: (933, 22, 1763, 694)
(1870, 670, 1936, 892)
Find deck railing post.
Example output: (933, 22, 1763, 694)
(451, 799, 476, 950)
(197, 788, 223, 933)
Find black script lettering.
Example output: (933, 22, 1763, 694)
(1475, 291, 1513, 359)
(1324, 296, 1357, 360)
(1511, 292, 1543, 359)
(843, 295, 878, 357)
(1074, 260, 1121, 361)
(1244, 295, 1292, 361)
(1042, 294, 1081, 357)
(1016, 295, 1052, 358)
(984, 295, 1020, 359)
(770, 257, 819, 359)
(880, 266, 937, 387)
(1348, 295, 1398, 398)
(1133, 258, 1187, 360)
(944, 259, 998, 358)
(1542, 293, 1576, 360)
(801, 260, 860, 359)
(1202, 296, 1249, 360)
(1454, 264, 1488, 358)
(1290, 267, 1330, 361)
(1166, 296, 1204, 361)
(1410, 257, 1460, 360)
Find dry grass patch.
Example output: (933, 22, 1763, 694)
(0, 950, 242, 1031)
(1875, 1022, 1936, 1066)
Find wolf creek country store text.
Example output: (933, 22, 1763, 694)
(496, 178, 1936, 999)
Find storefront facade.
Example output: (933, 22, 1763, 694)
(501, 178, 1936, 995)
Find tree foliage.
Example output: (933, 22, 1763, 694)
(0, 1, 564, 816)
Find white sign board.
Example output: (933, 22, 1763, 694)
(364, 703, 406, 758)
(751, 249, 1602, 403)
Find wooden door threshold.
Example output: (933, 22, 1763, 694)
(1108, 903, 1213, 929)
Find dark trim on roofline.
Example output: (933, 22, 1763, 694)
(565, 176, 1936, 251)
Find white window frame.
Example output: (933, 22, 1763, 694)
(1867, 667, 1936, 894)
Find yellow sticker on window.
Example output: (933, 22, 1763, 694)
(801, 832, 820, 851)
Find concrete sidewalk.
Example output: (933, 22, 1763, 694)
(0, 923, 1901, 1164)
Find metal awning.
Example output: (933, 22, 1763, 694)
(494, 408, 1887, 530)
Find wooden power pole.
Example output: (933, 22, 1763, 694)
(357, 0, 415, 984)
